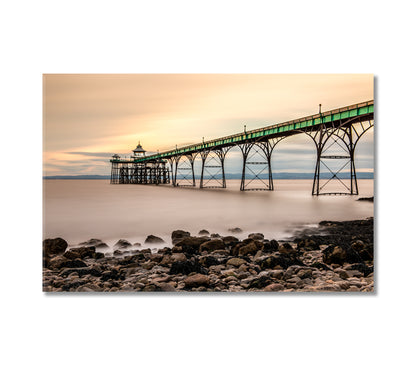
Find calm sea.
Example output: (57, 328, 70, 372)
(43, 179, 374, 249)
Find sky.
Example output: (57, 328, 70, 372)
(43, 74, 374, 176)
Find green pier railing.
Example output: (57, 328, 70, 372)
(113, 100, 373, 163)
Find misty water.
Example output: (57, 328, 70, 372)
(43, 179, 374, 250)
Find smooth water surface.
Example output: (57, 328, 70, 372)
(43, 179, 374, 248)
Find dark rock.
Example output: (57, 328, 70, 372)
(63, 250, 81, 260)
(199, 239, 225, 252)
(171, 230, 191, 245)
(295, 237, 320, 251)
(249, 275, 271, 289)
(228, 227, 242, 234)
(144, 235, 165, 244)
(117, 253, 145, 265)
(48, 255, 70, 269)
(43, 238, 68, 256)
(169, 259, 208, 275)
(322, 244, 362, 265)
(175, 236, 210, 255)
(198, 229, 210, 236)
(270, 240, 279, 251)
(114, 239, 132, 250)
(278, 242, 297, 255)
(78, 238, 103, 246)
(222, 236, 240, 248)
(198, 256, 220, 267)
(100, 269, 124, 281)
(94, 252, 105, 259)
(238, 240, 263, 256)
(248, 233, 264, 240)
(210, 233, 221, 238)
(62, 259, 88, 268)
(65, 246, 96, 259)
(256, 254, 304, 270)
(344, 263, 374, 277)
(60, 267, 95, 277)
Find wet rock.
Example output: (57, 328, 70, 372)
(238, 241, 263, 256)
(144, 235, 165, 244)
(114, 239, 132, 250)
(344, 263, 373, 277)
(199, 239, 225, 252)
(248, 233, 264, 240)
(198, 256, 220, 267)
(43, 238, 68, 256)
(175, 236, 210, 255)
(184, 274, 210, 288)
(65, 246, 96, 260)
(256, 254, 304, 270)
(198, 229, 210, 236)
(295, 238, 320, 251)
(169, 259, 207, 275)
(249, 275, 271, 289)
(171, 230, 191, 245)
(322, 244, 362, 265)
(222, 236, 240, 248)
(228, 227, 242, 234)
(278, 242, 297, 255)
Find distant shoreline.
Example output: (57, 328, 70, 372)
(43, 172, 374, 180)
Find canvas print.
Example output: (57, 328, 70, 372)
(43, 74, 374, 292)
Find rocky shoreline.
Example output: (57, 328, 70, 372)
(43, 217, 374, 292)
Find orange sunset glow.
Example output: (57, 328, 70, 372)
(43, 74, 373, 176)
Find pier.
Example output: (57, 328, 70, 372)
(110, 100, 374, 195)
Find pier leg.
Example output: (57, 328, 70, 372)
(238, 140, 280, 191)
(199, 148, 230, 188)
(308, 119, 373, 195)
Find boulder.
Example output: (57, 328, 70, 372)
(184, 274, 210, 288)
(278, 242, 297, 255)
(322, 244, 362, 265)
(174, 236, 210, 255)
(226, 258, 247, 267)
(48, 255, 70, 269)
(228, 227, 242, 234)
(199, 239, 225, 252)
(198, 229, 210, 236)
(222, 236, 240, 247)
(171, 230, 191, 245)
(114, 239, 132, 250)
(64, 246, 96, 259)
(248, 233, 264, 240)
(43, 238, 68, 256)
(144, 235, 165, 244)
(238, 241, 263, 256)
